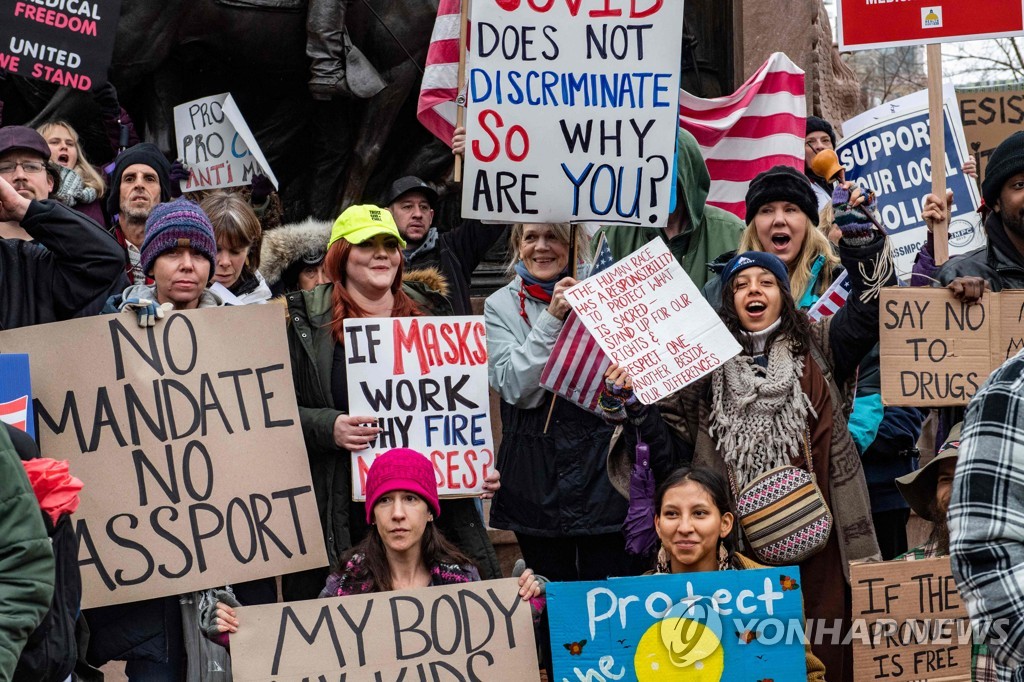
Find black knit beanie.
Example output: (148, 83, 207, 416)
(106, 143, 172, 216)
(806, 116, 836, 148)
(982, 131, 1024, 209)
(745, 165, 820, 226)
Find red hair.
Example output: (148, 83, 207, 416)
(324, 239, 423, 344)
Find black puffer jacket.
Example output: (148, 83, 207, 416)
(0, 200, 124, 330)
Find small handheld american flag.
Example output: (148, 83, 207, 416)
(807, 271, 851, 322)
(540, 235, 615, 415)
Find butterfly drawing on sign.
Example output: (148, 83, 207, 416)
(737, 629, 760, 644)
(564, 640, 587, 656)
(779, 575, 799, 591)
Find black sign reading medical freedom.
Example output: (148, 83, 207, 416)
(0, 0, 122, 91)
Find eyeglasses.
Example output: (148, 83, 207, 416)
(0, 161, 47, 175)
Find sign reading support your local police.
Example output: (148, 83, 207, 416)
(462, 0, 685, 226)
(836, 0, 1024, 52)
(838, 87, 983, 281)
(344, 316, 493, 501)
(0, 0, 122, 90)
(0, 306, 326, 608)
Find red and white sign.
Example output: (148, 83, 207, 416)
(837, 0, 1024, 52)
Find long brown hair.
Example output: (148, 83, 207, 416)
(719, 273, 813, 357)
(324, 238, 423, 343)
(339, 520, 473, 593)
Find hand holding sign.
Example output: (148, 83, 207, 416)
(333, 414, 382, 451)
(548, 277, 577, 320)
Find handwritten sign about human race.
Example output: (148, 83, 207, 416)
(838, 87, 983, 280)
(851, 557, 971, 682)
(564, 239, 740, 404)
(549, 569, 807, 682)
(0, 0, 121, 90)
(231, 578, 539, 682)
(344, 316, 493, 501)
(0, 306, 326, 608)
(173, 93, 279, 192)
(463, 0, 684, 225)
(879, 287, 1024, 406)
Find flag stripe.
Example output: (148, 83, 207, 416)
(417, 0, 463, 145)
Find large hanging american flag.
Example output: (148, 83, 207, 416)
(807, 271, 852, 322)
(540, 236, 615, 415)
(417, 0, 462, 145)
(679, 52, 807, 221)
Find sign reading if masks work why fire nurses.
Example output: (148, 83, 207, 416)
(0, 0, 122, 90)
(462, 0, 685, 226)
(344, 316, 493, 501)
(837, 87, 983, 281)
(0, 306, 327, 608)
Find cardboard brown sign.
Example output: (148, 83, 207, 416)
(851, 557, 971, 682)
(957, 87, 1024, 180)
(231, 578, 540, 682)
(0, 305, 326, 608)
(879, 287, 1024, 406)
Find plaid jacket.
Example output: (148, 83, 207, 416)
(949, 350, 1024, 682)
(899, 543, 998, 682)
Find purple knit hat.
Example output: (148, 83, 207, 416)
(140, 198, 217, 278)
(364, 448, 440, 524)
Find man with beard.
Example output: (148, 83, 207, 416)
(895, 425, 999, 680)
(938, 131, 1024, 293)
(107, 143, 173, 285)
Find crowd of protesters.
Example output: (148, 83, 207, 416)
(3, 76, 1024, 682)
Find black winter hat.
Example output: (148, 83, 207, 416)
(982, 131, 1024, 209)
(744, 165, 820, 226)
(805, 116, 836, 148)
(106, 143, 172, 216)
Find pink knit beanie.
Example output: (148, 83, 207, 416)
(364, 448, 440, 524)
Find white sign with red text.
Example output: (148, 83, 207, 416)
(564, 239, 740, 404)
(344, 316, 493, 500)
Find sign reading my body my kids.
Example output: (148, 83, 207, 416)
(838, 87, 983, 280)
(0, 306, 326, 608)
(231, 578, 538, 682)
(0, 0, 121, 90)
(463, 0, 685, 226)
(173, 93, 279, 192)
(564, 239, 740, 404)
(549, 569, 808, 682)
(344, 316, 492, 501)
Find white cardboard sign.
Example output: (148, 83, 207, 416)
(565, 239, 741, 403)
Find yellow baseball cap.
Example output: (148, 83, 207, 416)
(328, 204, 407, 249)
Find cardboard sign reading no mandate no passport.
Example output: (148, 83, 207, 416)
(0, 305, 326, 608)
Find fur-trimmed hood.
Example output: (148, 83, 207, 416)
(403, 266, 449, 297)
(259, 218, 332, 286)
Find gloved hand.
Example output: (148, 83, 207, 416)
(121, 298, 172, 327)
(832, 181, 878, 244)
(91, 80, 120, 116)
(599, 373, 644, 424)
(249, 173, 273, 205)
(168, 160, 189, 198)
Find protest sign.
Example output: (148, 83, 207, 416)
(0, 306, 325, 608)
(549, 568, 807, 682)
(879, 287, 1024, 406)
(836, 0, 1024, 52)
(0, 0, 121, 90)
(173, 93, 279, 192)
(0, 354, 34, 437)
(957, 86, 1024, 180)
(462, 0, 684, 225)
(344, 316, 492, 501)
(838, 87, 983, 280)
(851, 557, 971, 682)
(231, 577, 539, 682)
(564, 239, 740, 404)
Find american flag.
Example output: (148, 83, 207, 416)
(417, 0, 462, 145)
(540, 236, 615, 415)
(679, 52, 806, 220)
(807, 271, 851, 322)
(0, 395, 28, 432)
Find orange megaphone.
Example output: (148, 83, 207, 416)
(811, 149, 844, 183)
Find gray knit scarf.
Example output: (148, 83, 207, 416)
(708, 334, 816, 488)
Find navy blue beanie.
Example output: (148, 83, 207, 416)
(106, 143, 172, 216)
(720, 251, 790, 292)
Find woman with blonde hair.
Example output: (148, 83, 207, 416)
(37, 120, 107, 225)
